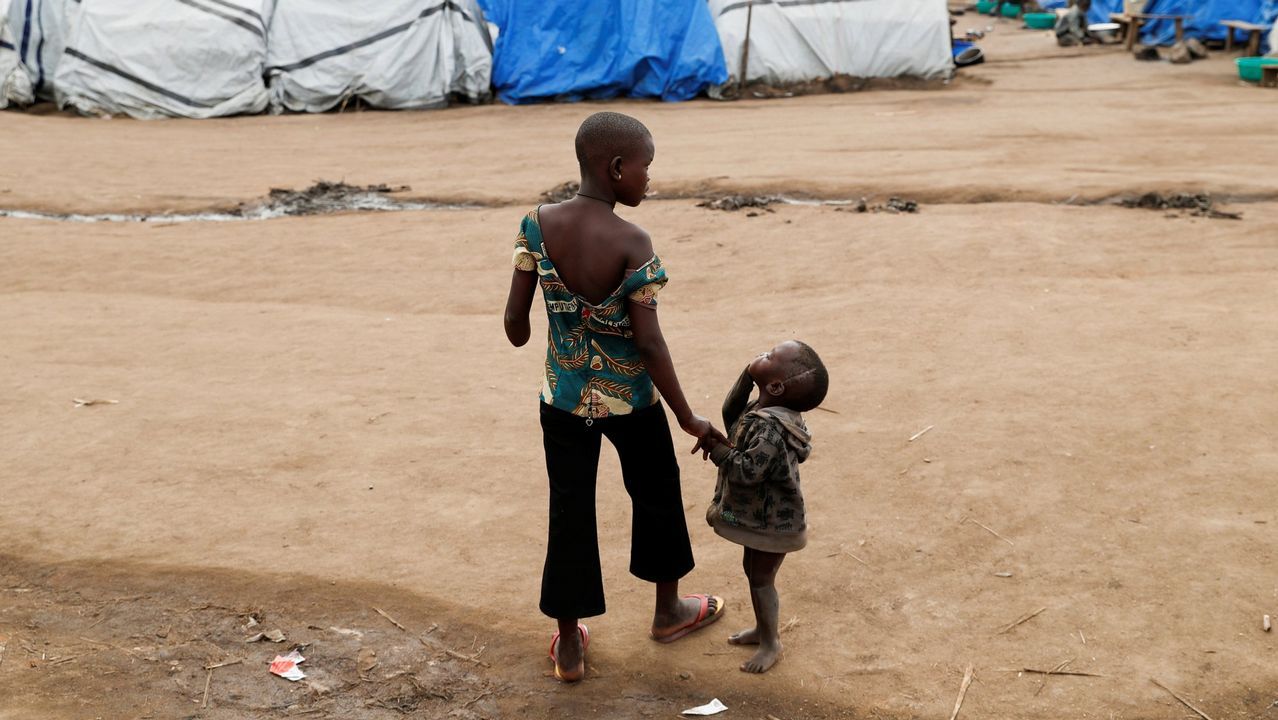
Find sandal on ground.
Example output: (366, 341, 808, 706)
(650, 594, 725, 644)
(549, 622, 589, 682)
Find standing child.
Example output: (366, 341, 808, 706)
(503, 112, 728, 683)
(705, 340, 828, 673)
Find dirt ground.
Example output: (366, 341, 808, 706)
(2, 25, 1278, 720)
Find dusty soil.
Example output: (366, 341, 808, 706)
(3, 24, 1278, 720)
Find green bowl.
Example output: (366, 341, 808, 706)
(976, 0, 996, 14)
(1024, 12, 1056, 29)
(1236, 56, 1278, 82)
(1001, 3, 1022, 17)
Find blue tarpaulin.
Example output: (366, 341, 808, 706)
(1090, 0, 1276, 50)
(476, 0, 728, 104)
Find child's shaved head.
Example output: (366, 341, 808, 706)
(575, 112, 652, 167)
(785, 342, 829, 412)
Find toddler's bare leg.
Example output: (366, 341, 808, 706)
(733, 547, 786, 673)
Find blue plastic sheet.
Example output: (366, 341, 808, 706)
(1089, 0, 1275, 48)
(477, 0, 728, 104)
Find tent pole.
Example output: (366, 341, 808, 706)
(738, 1, 753, 97)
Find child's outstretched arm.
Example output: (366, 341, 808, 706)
(503, 268, 537, 347)
(722, 365, 754, 430)
(629, 302, 728, 455)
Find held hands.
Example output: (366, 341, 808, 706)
(680, 414, 729, 461)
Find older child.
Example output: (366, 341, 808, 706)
(706, 340, 828, 673)
(504, 112, 728, 683)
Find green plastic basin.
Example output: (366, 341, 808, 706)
(1236, 57, 1278, 82)
(1001, 3, 1022, 17)
(976, 0, 996, 14)
(1024, 12, 1056, 29)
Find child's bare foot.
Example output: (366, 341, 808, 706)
(741, 640, 782, 673)
(727, 627, 760, 645)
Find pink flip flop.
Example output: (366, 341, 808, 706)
(549, 623, 590, 682)
(650, 594, 725, 644)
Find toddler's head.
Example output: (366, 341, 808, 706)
(749, 340, 829, 412)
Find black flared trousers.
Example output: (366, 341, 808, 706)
(538, 401, 695, 619)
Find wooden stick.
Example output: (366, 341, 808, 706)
(966, 518, 1015, 546)
(1150, 679, 1215, 720)
(909, 425, 935, 442)
(444, 648, 491, 669)
(813, 406, 840, 415)
(1078, 629, 1086, 644)
(373, 607, 407, 633)
(996, 607, 1046, 634)
(1032, 657, 1073, 696)
(826, 547, 872, 568)
(202, 669, 212, 709)
(738, 1, 754, 96)
(203, 659, 243, 670)
(462, 689, 492, 709)
(1023, 667, 1104, 677)
(948, 664, 974, 720)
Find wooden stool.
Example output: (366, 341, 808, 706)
(1110, 12, 1133, 44)
(1262, 65, 1278, 88)
(1221, 20, 1267, 56)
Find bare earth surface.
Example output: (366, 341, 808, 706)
(2, 28, 1277, 720)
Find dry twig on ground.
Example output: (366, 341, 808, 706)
(964, 517, 1015, 546)
(1150, 678, 1215, 720)
(948, 664, 974, 720)
(996, 607, 1046, 635)
(372, 607, 407, 632)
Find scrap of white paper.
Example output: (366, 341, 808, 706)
(682, 698, 728, 716)
(269, 650, 307, 681)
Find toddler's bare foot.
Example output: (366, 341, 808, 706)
(728, 627, 760, 645)
(740, 641, 782, 673)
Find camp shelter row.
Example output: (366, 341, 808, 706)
(5, 0, 1274, 119)
(0, 0, 958, 117)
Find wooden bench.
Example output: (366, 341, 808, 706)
(1221, 20, 1268, 57)
(1116, 12, 1188, 51)
(1263, 64, 1278, 88)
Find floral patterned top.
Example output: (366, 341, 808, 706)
(512, 208, 668, 420)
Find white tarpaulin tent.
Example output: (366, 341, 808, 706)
(707, 0, 953, 85)
(4, 0, 66, 101)
(0, 0, 34, 108)
(265, 0, 492, 113)
(53, 0, 272, 118)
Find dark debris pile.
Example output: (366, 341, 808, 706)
(540, 181, 580, 203)
(837, 197, 920, 214)
(697, 195, 781, 212)
(1120, 192, 1241, 220)
(251, 180, 411, 217)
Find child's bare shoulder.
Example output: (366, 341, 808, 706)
(611, 216, 654, 263)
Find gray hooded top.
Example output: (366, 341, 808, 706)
(706, 368, 812, 553)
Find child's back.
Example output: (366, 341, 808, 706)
(537, 195, 652, 306)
